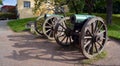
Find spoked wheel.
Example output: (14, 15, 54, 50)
(80, 17, 107, 59)
(54, 17, 74, 47)
(43, 16, 62, 40)
(34, 15, 45, 35)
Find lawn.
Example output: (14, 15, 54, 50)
(94, 13, 120, 39)
(8, 18, 36, 32)
(7, 14, 120, 40)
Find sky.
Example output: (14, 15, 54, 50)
(2, 0, 17, 6)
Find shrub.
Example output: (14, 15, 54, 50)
(0, 12, 17, 20)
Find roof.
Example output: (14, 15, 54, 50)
(1, 5, 16, 9)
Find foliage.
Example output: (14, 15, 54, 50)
(68, 0, 85, 13)
(92, 0, 120, 14)
(7, 17, 36, 32)
(0, 12, 17, 20)
(0, 0, 2, 5)
(33, 0, 42, 14)
(33, 0, 54, 14)
(33, 0, 120, 14)
(95, 13, 120, 39)
(113, 1, 120, 14)
(93, 0, 106, 13)
(7, 6, 17, 13)
(33, 0, 68, 14)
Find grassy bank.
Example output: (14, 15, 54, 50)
(7, 14, 120, 40)
(8, 18, 36, 32)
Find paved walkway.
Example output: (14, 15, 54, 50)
(0, 20, 120, 66)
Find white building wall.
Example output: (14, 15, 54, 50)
(17, 0, 35, 19)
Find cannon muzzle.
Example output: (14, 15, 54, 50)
(70, 14, 95, 24)
(44, 14, 64, 19)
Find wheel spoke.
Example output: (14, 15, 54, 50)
(94, 42, 98, 53)
(90, 42, 94, 55)
(65, 37, 68, 45)
(50, 18, 53, 22)
(84, 40, 91, 48)
(46, 29, 51, 33)
(47, 22, 52, 27)
(59, 24, 66, 30)
(52, 18, 56, 25)
(60, 35, 66, 42)
(96, 41, 103, 48)
(98, 30, 106, 36)
(51, 31, 54, 37)
(58, 34, 65, 37)
(48, 30, 52, 37)
(100, 36, 106, 40)
(87, 43, 92, 54)
(69, 36, 72, 44)
(86, 29, 93, 36)
(84, 36, 92, 39)
(91, 23, 94, 34)
(45, 26, 51, 28)
(95, 21, 98, 33)
(57, 29, 65, 32)
(97, 23, 104, 33)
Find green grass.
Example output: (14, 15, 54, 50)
(95, 13, 120, 40)
(7, 13, 120, 40)
(80, 51, 107, 65)
(8, 17, 36, 32)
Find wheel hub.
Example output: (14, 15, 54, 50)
(65, 29, 72, 36)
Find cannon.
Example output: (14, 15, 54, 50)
(34, 0, 66, 40)
(34, 0, 79, 40)
(54, 14, 107, 58)
(43, 14, 64, 40)
(34, 14, 64, 40)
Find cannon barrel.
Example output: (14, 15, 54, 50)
(44, 14, 64, 19)
(70, 14, 95, 23)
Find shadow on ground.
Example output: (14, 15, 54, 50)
(6, 32, 86, 64)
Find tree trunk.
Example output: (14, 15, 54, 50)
(106, 0, 113, 24)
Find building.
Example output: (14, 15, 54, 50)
(1, 5, 16, 13)
(17, 0, 35, 19)
(17, 0, 69, 19)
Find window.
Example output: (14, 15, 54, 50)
(24, 1, 31, 8)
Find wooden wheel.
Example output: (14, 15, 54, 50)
(43, 16, 61, 40)
(34, 15, 45, 35)
(54, 17, 74, 47)
(80, 17, 107, 58)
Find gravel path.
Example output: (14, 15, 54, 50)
(0, 20, 120, 66)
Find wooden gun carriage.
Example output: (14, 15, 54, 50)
(34, 0, 108, 58)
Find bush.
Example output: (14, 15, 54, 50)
(0, 12, 17, 20)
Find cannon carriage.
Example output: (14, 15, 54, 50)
(34, 0, 108, 58)
(54, 14, 107, 58)
(34, 3, 65, 40)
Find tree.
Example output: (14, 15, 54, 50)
(0, 0, 2, 5)
(67, 0, 85, 13)
(33, 0, 67, 14)
(85, 0, 95, 14)
(106, 0, 113, 24)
